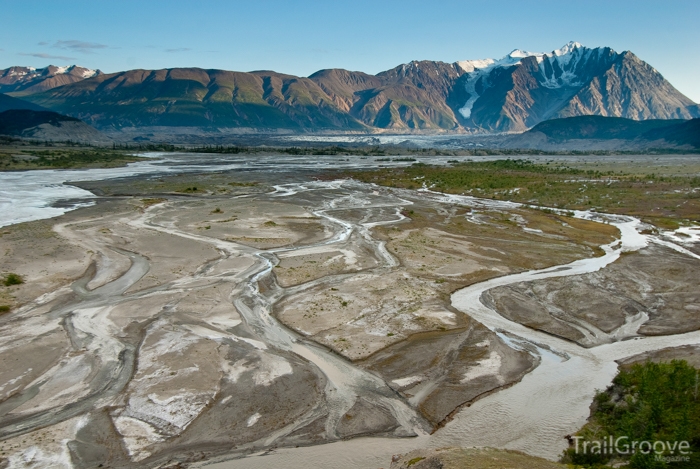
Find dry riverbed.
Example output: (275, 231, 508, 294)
(0, 170, 698, 468)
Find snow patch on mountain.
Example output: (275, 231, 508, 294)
(456, 42, 602, 118)
(456, 49, 539, 119)
(1, 65, 99, 80)
(538, 42, 592, 89)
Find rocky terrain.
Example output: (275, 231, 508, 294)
(0, 169, 628, 467)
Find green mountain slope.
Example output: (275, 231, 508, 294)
(24, 68, 366, 130)
(525, 115, 700, 148)
(641, 118, 700, 147)
(529, 115, 687, 140)
(0, 93, 47, 113)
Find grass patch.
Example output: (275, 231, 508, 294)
(3, 273, 23, 286)
(141, 198, 166, 208)
(0, 305, 10, 313)
(71, 172, 270, 198)
(228, 181, 259, 187)
(0, 145, 144, 170)
(347, 159, 700, 225)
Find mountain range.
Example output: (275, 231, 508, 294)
(2, 42, 698, 133)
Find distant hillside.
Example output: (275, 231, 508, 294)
(0, 93, 47, 113)
(21, 68, 366, 131)
(509, 115, 700, 149)
(0, 109, 108, 142)
(12, 42, 699, 133)
(642, 118, 700, 148)
(528, 115, 687, 140)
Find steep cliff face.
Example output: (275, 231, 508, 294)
(556, 52, 697, 121)
(310, 61, 465, 130)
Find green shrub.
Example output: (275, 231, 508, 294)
(562, 360, 700, 468)
(3, 273, 23, 286)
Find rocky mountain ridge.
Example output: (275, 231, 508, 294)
(5, 43, 697, 133)
(0, 65, 101, 94)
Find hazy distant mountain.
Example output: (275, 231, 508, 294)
(0, 65, 101, 94)
(0, 93, 47, 112)
(11, 43, 699, 133)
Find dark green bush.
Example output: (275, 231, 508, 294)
(3, 273, 23, 286)
(562, 360, 700, 468)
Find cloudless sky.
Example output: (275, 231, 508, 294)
(2, 0, 699, 101)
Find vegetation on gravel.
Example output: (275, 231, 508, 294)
(0, 144, 144, 169)
(562, 360, 700, 468)
(3, 273, 23, 286)
(348, 159, 700, 226)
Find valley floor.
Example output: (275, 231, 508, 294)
(0, 157, 698, 468)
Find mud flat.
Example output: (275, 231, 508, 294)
(485, 243, 700, 346)
(0, 157, 698, 468)
(389, 447, 568, 469)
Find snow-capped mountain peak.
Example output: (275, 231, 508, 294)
(0, 65, 101, 94)
(455, 42, 614, 118)
(456, 42, 591, 73)
(551, 41, 584, 56)
(506, 49, 543, 61)
(48, 65, 99, 78)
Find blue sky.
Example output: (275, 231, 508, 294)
(2, 0, 699, 101)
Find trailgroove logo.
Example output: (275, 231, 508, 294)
(570, 435, 692, 462)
